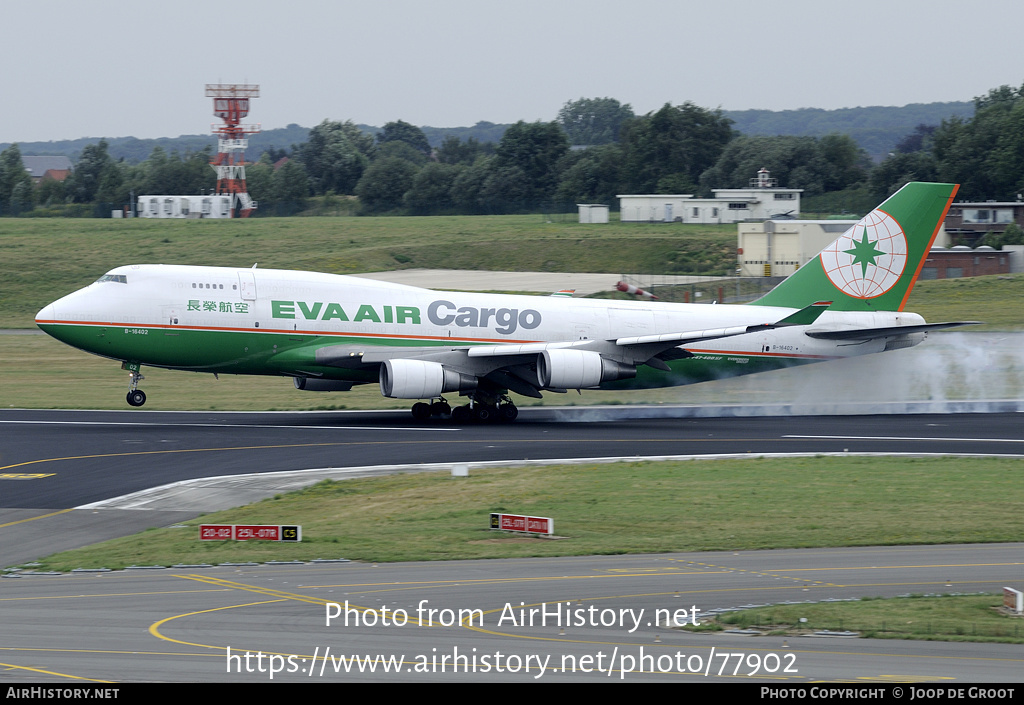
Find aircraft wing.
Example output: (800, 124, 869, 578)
(309, 302, 831, 367)
(299, 302, 835, 398)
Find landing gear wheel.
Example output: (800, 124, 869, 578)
(498, 403, 518, 423)
(451, 405, 472, 423)
(411, 402, 431, 421)
(125, 367, 146, 407)
(474, 405, 494, 423)
(430, 400, 451, 417)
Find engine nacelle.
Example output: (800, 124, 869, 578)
(294, 377, 354, 392)
(537, 349, 636, 389)
(379, 359, 478, 399)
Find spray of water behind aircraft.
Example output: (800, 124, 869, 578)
(551, 331, 1023, 421)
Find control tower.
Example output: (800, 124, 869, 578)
(206, 83, 260, 217)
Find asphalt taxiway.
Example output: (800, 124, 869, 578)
(2, 544, 1022, 683)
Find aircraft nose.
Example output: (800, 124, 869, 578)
(36, 303, 56, 327)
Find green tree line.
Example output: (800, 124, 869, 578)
(871, 84, 1024, 203)
(2, 86, 1022, 219)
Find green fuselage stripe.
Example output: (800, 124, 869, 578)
(37, 320, 829, 389)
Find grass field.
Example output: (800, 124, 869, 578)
(29, 456, 1024, 571)
(3, 214, 1022, 329)
(0, 215, 735, 328)
(905, 274, 1024, 329)
(0, 333, 410, 411)
(695, 594, 1024, 644)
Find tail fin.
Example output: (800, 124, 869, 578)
(752, 182, 959, 311)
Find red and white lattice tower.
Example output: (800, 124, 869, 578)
(206, 84, 260, 218)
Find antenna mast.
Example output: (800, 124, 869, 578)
(206, 83, 260, 217)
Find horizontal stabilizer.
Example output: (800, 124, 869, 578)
(805, 321, 981, 340)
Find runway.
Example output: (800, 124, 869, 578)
(1, 407, 1023, 683)
(5, 407, 1024, 510)
(2, 407, 1024, 566)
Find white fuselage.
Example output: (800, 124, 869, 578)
(36, 264, 926, 391)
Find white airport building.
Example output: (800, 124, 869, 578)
(577, 203, 610, 223)
(618, 168, 802, 224)
(737, 219, 953, 277)
(137, 195, 234, 219)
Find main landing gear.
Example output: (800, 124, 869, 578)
(408, 394, 519, 423)
(126, 369, 146, 407)
(411, 398, 452, 421)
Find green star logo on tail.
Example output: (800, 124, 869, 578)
(819, 209, 908, 299)
(843, 227, 886, 278)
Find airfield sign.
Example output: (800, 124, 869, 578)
(200, 524, 302, 541)
(490, 513, 554, 536)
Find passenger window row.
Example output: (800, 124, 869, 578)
(192, 283, 237, 290)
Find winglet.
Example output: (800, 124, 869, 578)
(744, 301, 831, 335)
(774, 301, 831, 326)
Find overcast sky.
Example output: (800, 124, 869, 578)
(3, 0, 1022, 144)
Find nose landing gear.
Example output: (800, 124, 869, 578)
(126, 368, 146, 407)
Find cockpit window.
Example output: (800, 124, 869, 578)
(96, 274, 128, 284)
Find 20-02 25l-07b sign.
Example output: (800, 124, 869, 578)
(200, 524, 302, 541)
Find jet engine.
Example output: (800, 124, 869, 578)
(537, 349, 636, 389)
(379, 358, 478, 399)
